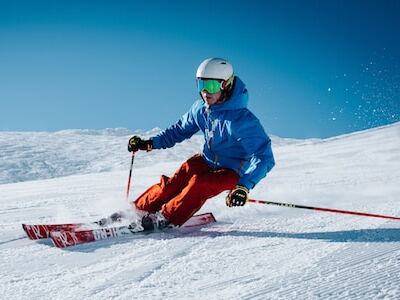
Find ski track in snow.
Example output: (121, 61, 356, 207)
(1, 122, 400, 299)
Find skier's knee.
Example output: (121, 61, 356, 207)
(188, 174, 209, 187)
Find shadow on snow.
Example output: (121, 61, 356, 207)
(203, 227, 400, 243)
(42, 226, 400, 253)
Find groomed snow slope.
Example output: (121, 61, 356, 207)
(1, 122, 399, 299)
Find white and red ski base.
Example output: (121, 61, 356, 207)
(22, 213, 216, 248)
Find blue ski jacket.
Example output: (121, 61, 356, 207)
(151, 76, 275, 190)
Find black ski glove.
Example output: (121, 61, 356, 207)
(128, 136, 153, 152)
(226, 185, 249, 207)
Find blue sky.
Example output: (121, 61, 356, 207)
(0, 0, 399, 138)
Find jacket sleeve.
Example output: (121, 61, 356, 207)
(151, 101, 201, 149)
(236, 115, 275, 190)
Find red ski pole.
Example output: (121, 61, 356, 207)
(126, 153, 135, 200)
(247, 199, 400, 221)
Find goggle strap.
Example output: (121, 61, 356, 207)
(222, 75, 234, 90)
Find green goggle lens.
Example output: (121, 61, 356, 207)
(197, 79, 222, 94)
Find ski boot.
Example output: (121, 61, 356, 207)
(96, 211, 124, 226)
(128, 211, 173, 232)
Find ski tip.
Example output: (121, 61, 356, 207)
(182, 212, 216, 228)
(196, 212, 217, 223)
(22, 224, 48, 240)
(21, 224, 31, 239)
(209, 213, 217, 223)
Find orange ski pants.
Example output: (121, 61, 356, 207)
(134, 154, 239, 226)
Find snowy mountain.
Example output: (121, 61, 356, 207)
(0, 127, 202, 184)
(1, 122, 400, 299)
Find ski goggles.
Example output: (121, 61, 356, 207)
(197, 79, 223, 94)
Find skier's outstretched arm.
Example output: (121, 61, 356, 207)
(128, 101, 201, 152)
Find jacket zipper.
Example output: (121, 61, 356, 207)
(206, 108, 219, 166)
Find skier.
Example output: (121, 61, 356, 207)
(127, 57, 275, 231)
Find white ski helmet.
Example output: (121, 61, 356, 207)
(196, 57, 234, 80)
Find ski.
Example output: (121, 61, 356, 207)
(22, 212, 123, 240)
(50, 213, 216, 248)
(22, 222, 104, 240)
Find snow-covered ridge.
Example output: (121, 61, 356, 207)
(0, 127, 197, 184)
(54, 127, 163, 136)
(0, 122, 399, 184)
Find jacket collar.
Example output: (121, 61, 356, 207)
(205, 76, 248, 112)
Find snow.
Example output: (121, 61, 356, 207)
(1, 122, 400, 299)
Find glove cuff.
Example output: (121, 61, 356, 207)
(236, 185, 249, 193)
(145, 140, 153, 151)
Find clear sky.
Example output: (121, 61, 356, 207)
(0, 0, 399, 138)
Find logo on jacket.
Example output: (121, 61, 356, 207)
(205, 120, 231, 144)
